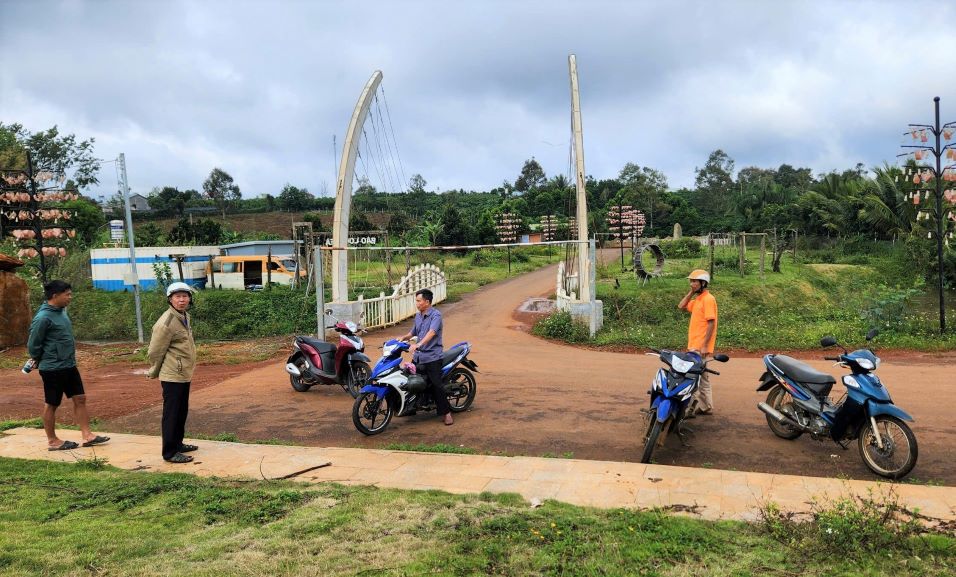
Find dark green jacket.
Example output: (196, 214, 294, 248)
(27, 303, 77, 371)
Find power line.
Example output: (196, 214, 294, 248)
(380, 85, 408, 192)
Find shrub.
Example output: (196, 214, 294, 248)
(658, 237, 703, 259)
(759, 489, 927, 559)
(532, 310, 590, 342)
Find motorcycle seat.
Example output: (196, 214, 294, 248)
(301, 337, 336, 355)
(441, 345, 466, 367)
(770, 355, 836, 385)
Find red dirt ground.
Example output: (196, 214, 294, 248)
(4, 264, 954, 486)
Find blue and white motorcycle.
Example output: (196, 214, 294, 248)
(641, 349, 729, 463)
(757, 330, 918, 479)
(351, 338, 478, 435)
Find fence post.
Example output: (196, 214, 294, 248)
(738, 234, 745, 277)
(759, 234, 766, 282)
(708, 234, 715, 280)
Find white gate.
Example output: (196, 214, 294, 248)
(356, 263, 446, 330)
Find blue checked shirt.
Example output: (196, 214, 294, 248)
(412, 307, 443, 364)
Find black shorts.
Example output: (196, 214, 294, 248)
(39, 366, 85, 407)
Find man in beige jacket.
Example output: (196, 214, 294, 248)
(147, 282, 198, 463)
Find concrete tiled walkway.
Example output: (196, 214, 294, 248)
(2, 427, 953, 523)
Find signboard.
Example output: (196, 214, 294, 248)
(109, 220, 124, 241)
(324, 236, 378, 246)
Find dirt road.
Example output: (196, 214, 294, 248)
(92, 264, 956, 485)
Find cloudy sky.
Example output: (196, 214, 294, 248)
(2, 0, 954, 202)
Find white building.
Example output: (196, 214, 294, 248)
(90, 246, 220, 291)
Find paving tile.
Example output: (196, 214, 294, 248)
(2, 427, 954, 523)
(482, 478, 561, 501)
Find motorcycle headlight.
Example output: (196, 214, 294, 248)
(843, 375, 861, 389)
(670, 355, 694, 374)
(856, 358, 875, 370)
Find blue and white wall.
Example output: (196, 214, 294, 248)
(90, 246, 220, 291)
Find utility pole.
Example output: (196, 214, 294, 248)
(898, 96, 955, 333)
(118, 153, 144, 342)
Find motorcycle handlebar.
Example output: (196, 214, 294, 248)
(824, 356, 840, 361)
(705, 368, 720, 375)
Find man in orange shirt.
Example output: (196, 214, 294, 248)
(678, 269, 718, 416)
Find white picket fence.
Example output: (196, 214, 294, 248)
(356, 264, 447, 329)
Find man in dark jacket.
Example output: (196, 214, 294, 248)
(27, 280, 109, 451)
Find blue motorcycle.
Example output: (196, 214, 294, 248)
(352, 338, 478, 435)
(641, 349, 729, 463)
(757, 330, 917, 479)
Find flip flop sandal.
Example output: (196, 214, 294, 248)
(82, 435, 110, 447)
(164, 453, 193, 464)
(179, 444, 198, 453)
(48, 440, 79, 451)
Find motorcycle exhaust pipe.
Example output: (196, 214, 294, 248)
(758, 402, 805, 430)
(285, 363, 302, 376)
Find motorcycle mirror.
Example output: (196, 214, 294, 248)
(325, 308, 333, 315)
(865, 328, 879, 341)
(712, 353, 730, 363)
(820, 336, 837, 348)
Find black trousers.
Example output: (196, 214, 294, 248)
(419, 359, 452, 416)
(161, 381, 191, 460)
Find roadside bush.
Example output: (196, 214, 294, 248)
(532, 310, 590, 342)
(64, 288, 318, 341)
(759, 489, 927, 560)
(658, 238, 703, 259)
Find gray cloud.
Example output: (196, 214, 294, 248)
(2, 0, 953, 202)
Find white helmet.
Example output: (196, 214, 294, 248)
(687, 269, 711, 284)
(166, 282, 194, 297)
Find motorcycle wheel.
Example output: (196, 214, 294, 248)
(289, 359, 312, 392)
(352, 392, 393, 436)
(345, 361, 371, 399)
(445, 368, 476, 413)
(765, 386, 803, 440)
(641, 416, 668, 464)
(858, 415, 918, 480)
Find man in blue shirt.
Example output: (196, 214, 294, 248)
(399, 289, 453, 425)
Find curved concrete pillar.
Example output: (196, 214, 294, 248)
(331, 70, 383, 302)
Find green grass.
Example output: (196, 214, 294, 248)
(0, 457, 952, 576)
(0, 418, 102, 432)
(382, 442, 479, 454)
(584, 246, 956, 351)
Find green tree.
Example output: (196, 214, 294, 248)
(774, 164, 814, 191)
(302, 212, 329, 233)
(135, 222, 163, 246)
(355, 176, 377, 196)
(349, 211, 373, 231)
(694, 149, 736, 227)
(61, 197, 106, 246)
(148, 186, 195, 217)
(514, 158, 546, 193)
(435, 202, 472, 247)
(277, 184, 313, 211)
(167, 217, 223, 245)
(407, 174, 428, 216)
(0, 123, 100, 189)
(386, 212, 411, 238)
(618, 163, 668, 232)
(203, 168, 241, 219)
(475, 209, 498, 244)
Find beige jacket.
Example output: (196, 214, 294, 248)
(147, 307, 196, 382)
